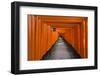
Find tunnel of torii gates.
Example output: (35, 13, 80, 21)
(28, 15, 88, 61)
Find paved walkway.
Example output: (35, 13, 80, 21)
(42, 36, 80, 60)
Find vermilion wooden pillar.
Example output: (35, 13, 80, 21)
(28, 15, 88, 60)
